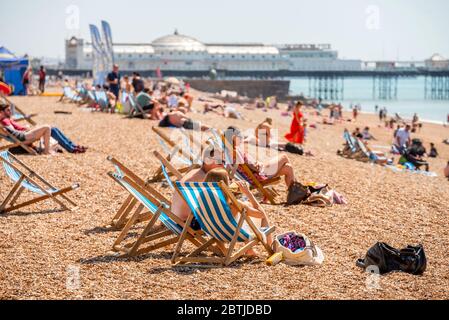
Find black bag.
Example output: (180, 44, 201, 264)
(285, 143, 304, 155)
(285, 182, 310, 206)
(356, 242, 426, 275)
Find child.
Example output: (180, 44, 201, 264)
(429, 143, 438, 158)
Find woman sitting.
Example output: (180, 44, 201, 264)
(0, 103, 87, 154)
(225, 126, 296, 192)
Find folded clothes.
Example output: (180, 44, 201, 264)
(279, 233, 307, 253)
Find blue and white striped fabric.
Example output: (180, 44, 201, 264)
(343, 131, 358, 153)
(121, 91, 129, 105)
(128, 94, 137, 109)
(176, 181, 251, 242)
(12, 113, 25, 121)
(88, 91, 96, 102)
(112, 166, 182, 235)
(95, 91, 109, 109)
(63, 87, 81, 102)
(0, 151, 57, 196)
(160, 162, 175, 191)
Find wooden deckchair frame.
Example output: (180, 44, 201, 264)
(59, 86, 83, 104)
(219, 132, 281, 205)
(0, 152, 78, 214)
(126, 93, 150, 119)
(0, 125, 38, 155)
(1, 93, 37, 126)
(107, 156, 220, 257)
(148, 126, 201, 183)
(171, 181, 275, 266)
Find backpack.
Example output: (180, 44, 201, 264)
(357, 242, 426, 275)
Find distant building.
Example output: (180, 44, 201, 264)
(64, 31, 362, 73)
(425, 54, 449, 70)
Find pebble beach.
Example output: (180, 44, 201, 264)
(1, 89, 448, 300)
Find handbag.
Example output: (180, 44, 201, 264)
(285, 181, 310, 206)
(356, 242, 426, 275)
(303, 185, 333, 207)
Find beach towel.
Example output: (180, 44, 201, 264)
(385, 165, 437, 177)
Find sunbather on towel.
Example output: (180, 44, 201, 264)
(0, 103, 87, 154)
(204, 168, 273, 255)
(159, 109, 210, 131)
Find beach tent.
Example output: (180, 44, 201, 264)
(0, 47, 29, 96)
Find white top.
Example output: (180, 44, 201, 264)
(396, 128, 410, 146)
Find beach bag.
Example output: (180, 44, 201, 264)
(273, 232, 324, 266)
(285, 143, 304, 155)
(303, 186, 333, 207)
(285, 182, 310, 206)
(356, 242, 426, 275)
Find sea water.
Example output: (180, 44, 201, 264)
(289, 77, 449, 123)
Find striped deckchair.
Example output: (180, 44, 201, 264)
(341, 130, 360, 158)
(172, 181, 275, 266)
(212, 130, 280, 205)
(1, 93, 37, 126)
(148, 126, 201, 183)
(127, 93, 150, 119)
(60, 86, 82, 103)
(354, 138, 388, 164)
(0, 151, 79, 214)
(107, 156, 216, 257)
(0, 125, 37, 155)
(94, 90, 109, 111)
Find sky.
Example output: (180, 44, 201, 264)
(1, 0, 449, 62)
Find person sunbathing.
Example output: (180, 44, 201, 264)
(159, 109, 210, 131)
(1, 104, 53, 154)
(225, 126, 296, 191)
(203, 103, 224, 114)
(136, 88, 163, 120)
(0, 103, 87, 154)
(404, 140, 429, 171)
(171, 145, 224, 229)
(255, 118, 273, 147)
(362, 127, 377, 140)
(204, 168, 273, 255)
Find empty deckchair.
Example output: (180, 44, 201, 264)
(0, 151, 78, 214)
(60, 86, 82, 103)
(172, 181, 275, 266)
(0, 125, 37, 155)
(107, 156, 217, 257)
(127, 94, 150, 119)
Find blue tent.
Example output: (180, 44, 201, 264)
(0, 46, 29, 95)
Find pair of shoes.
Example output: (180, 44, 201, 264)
(73, 146, 87, 154)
